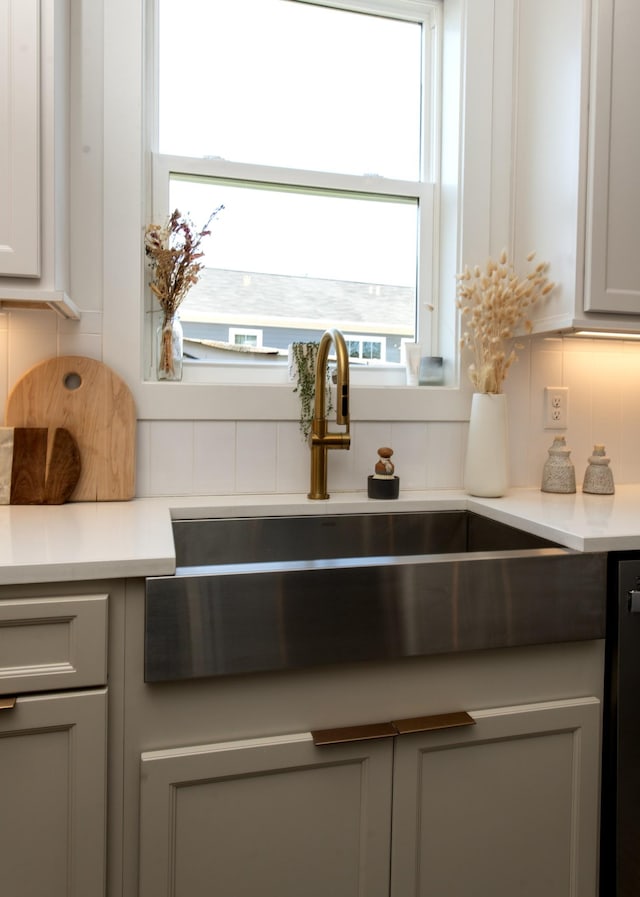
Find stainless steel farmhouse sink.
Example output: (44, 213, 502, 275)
(145, 511, 607, 682)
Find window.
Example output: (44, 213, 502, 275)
(345, 335, 386, 362)
(152, 0, 440, 374)
(229, 328, 263, 348)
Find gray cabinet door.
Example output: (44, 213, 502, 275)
(139, 731, 393, 897)
(390, 697, 601, 897)
(0, 688, 107, 897)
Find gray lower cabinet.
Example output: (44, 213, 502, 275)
(138, 696, 600, 897)
(0, 590, 109, 897)
(0, 689, 108, 897)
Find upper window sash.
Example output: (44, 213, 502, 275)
(149, 0, 440, 176)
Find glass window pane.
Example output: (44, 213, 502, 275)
(170, 175, 417, 360)
(170, 177, 417, 361)
(159, 0, 423, 179)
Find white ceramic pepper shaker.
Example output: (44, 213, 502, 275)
(541, 435, 576, 493)
(582, 444, 615, 494)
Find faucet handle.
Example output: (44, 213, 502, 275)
(340, 383, 349, 419)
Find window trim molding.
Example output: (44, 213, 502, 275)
(102, 0, 508, 423)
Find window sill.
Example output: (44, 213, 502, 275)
(132, 360, 471, 422)
(178, 356, 416, 386)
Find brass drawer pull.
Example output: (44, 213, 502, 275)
(311, 722, 397, 746)
(312, 712, 475, 746)
(392, 711, 475, 735)
(0, 697, 17, 711)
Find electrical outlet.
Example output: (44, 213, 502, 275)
(544, 386, 569, 429)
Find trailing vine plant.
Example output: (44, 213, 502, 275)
(290, 341, 334, 439)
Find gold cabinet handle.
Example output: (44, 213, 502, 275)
(0, 697, 17, 711)
(312, 721, 397, 746)
(392, 711, 475, 734)
(312, 711, 475, 746)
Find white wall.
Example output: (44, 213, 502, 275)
(2, 305, 638, 496)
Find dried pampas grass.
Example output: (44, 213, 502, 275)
(456, 250, 554, 394)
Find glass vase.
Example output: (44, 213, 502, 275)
(156, 314, 183, 381)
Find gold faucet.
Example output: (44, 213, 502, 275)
(308, 328, 351, 500)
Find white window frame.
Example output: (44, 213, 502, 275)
(102, 0, 504, 422)
(150, 0, 438, 383)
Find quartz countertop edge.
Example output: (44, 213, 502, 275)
(1, 485, 640, 586)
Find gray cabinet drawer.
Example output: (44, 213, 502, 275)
(0, 594, 107, 693)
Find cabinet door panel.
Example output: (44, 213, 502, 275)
(139, 732, 393, 897)
(586, 0, 640, 313)
(0, 689, 107, 897)
(391, 697, 600, 897)
(0, 0, 40, 276)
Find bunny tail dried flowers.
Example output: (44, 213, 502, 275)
(456, 250, 554, 394)
(144, 206, 224, 323)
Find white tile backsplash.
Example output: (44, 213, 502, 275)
(2, 310, 640, 497)
(148, 421, 195, 495)
(390, 422, 429, 490)
(7, 310, 58, 385)
(193, 421, 237, 495)
(235, 422, 278, 493)
(275, 422, 309, 493)
(425, 422, 466, 489)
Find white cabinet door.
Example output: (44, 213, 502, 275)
(390, 697, 601, 897)
(0, 0, 40, 276)
(586, 0, 640, 314)
(139, 732, 393, 897)
(0, 688, 108, 897)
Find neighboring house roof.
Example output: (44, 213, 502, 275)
(182, 268, 414, 332)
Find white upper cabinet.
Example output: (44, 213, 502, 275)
(510, 0, 640, 334)
(0, 0, 40, 277)
(0, 0, 79, 319)
(584, 0, 640, 315)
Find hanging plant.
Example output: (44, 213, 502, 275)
(289, 342, 333, 439)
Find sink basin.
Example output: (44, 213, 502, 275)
(171, 510, 553, 567)
(145, 510, 607, 682)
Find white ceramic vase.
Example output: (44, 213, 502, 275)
(464, 393, 509, 497)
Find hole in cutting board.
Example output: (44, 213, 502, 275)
(63, 372, 82, 391)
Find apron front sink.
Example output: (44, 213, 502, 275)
(145, 511, 606, 681)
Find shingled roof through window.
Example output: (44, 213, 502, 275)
(182, 268, 414, 329)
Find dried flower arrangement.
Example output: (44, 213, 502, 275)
(145, 206, 223, 376)
(456, 250, 554, 394)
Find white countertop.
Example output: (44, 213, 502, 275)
(1, 485, 640, 586)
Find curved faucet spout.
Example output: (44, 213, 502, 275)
(308, 328, 351, 500)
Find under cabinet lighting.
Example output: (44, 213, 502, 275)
(571, 331, 640, 340)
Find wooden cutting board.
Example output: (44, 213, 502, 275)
(5, 356, 136, 501)
(0, 427, 81, 504)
